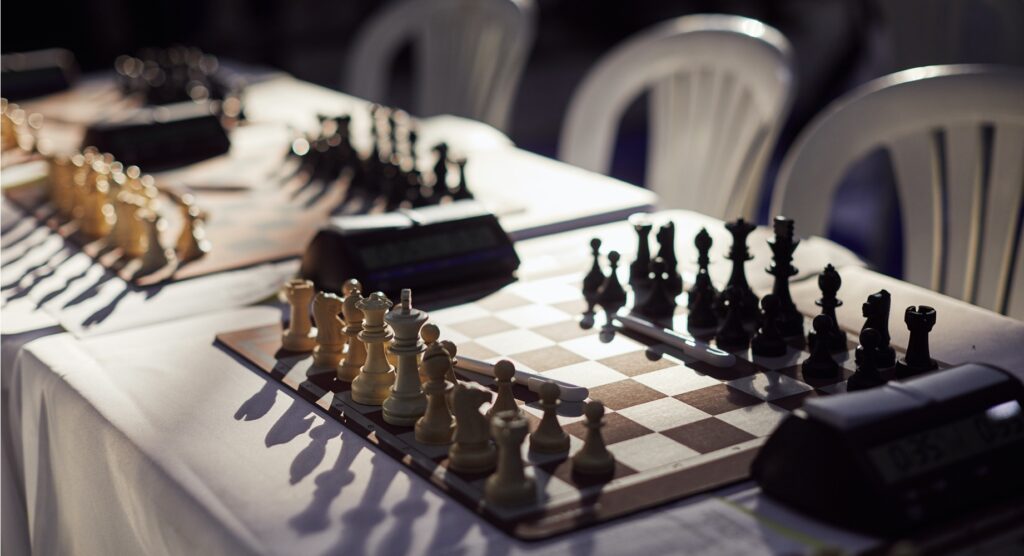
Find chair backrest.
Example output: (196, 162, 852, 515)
(558, 14, 794, 220)
(771, 65, 1024, 318)
(343, 0, 535, 132)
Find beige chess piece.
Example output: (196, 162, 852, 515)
(281, 279, 317, 352)
(48, 155, 75, 218)
(382, 289, 429, 426)
(448, 384, 497, 473)
(571, 400, 616, 477)
(484, 410, 536, 507)
(351, 292, 395, 405)
(529, 382, 570, 454)
(338, 286, 367, 382)
(176, 203, 211, 262)
(415, 343, 455, 444)
(311, 292, 345, 372)
(138, 210, 175, 274)
(120, 194, 148, 258)
(485, 360, 519, 420)
(418, 323, 441, 383)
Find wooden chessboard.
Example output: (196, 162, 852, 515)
(216, 270, 945, 540)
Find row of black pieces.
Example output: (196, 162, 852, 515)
(115, 47, 231, 106)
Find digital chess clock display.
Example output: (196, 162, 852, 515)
(868, 400, 1024, 483)
(356, 224, 502, 273)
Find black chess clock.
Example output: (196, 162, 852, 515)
(752, 363, 1024, 535)
(300, 200, 520, 298)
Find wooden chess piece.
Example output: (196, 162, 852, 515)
(282, 279, 318, 352)
(415, 343, 455, 444)
(582, 238, 604, 314)
(596, 251, 627, 324)
(176, 202, 211, 262)
(341, 278, 362, 297)
(861, 290, 897, 368)
(529, 382, 570, 454)
(628, 214, 653, 295)
(351, 292, 395, 405)
(485, 410, 536, 507)
(448, 384, 497, 473)
(715, 287, 751, 351)
(138, 210, 175, 274)
(383, 289, 429, 426)
(485, 360, 519, 420)
(338, 287, 366, 382)
(571, 400, 616, 477)
(848, 328, 886, 392)
(802, 315, 841, 378)
(717, 218, 760, 323)
(418, 323, 440, 383)
(311, 291, 345, 371)
(766, 216, 804, 338)
(895, 305, 938, 379)
(122, 195, 148, 258)
(808, 264, 847, 353)
(751, 294, 787, 357)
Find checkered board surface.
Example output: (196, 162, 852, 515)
(216, 272, 944, 540)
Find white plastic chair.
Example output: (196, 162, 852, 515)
(343, 0, 535, 133)
(771, 65, 1024, 318)
(558, 14, 795, 220)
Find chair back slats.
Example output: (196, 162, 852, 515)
(773, 65, 1024, 318)
(560, 15, 794, 220)
(978, 125, 1024, 314)
(347, 0, 535, 131)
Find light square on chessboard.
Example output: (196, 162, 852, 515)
(632, 365, 721, 396)
(473, 329, 556, 355)
(716, 403, 789, 437)
(495, 304, 575, 329)
(508, 345, 586, 372)
(529, 319, 596, 342)
(615, 397, 711, 431)
(474, 291, 532, 311)
(559, 333, 645, 360)
(506, 277, 582, 305)
(726, 371, 813, 401)
(447, 317, 517, 338)
(539, 360, 629, 389)
(428, 303, 490, 325)
(451, 341, 500, 361)
(597, 349, 680, 377)
(608, 433, 701, 472)
(661, 418, 758, 454)
(587, 380, 665, 410)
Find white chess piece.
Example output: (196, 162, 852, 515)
(311, 291, 345, 371)
(484, 410, 535, 507)
(448, 384, 497, 473)
(382, 289, 428, 426)
(415, 343, 455, 444)
(281, 279, 317, 352)
(571, 400, 616, 477)
(351, 292, 395, 405)
(338, 286, 366, 382)
(529, 382, 570, 454)
(485, 360, 519, 420)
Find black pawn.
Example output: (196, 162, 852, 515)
(655, 222, 683, 297)
(451, 158, 473, 200)
(802, 315, 841, 378)
(895, 305, 938, 379)
(634, 257, 676, 320)
(847, 328, 886, 392)
(752, 294, 787, 357)
(861, 290, 897, 368)
(596, 251, 628, 323)
(432, 142, 449, 191)
(717, 218, 759, 323)
(807, 265, 847, 353)
(688, 228, 718, 310)
(766, 216, 803, 338)
(629, 214, 653, 295)
(582, 238, 605, 313)
(715, 287, 751, 351)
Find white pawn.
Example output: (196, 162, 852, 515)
(281, 279, 317, 352)
(485, 359, 519, 420)
(338, 286, 366, 382)
(311, 291, 345, 372)
(418, 323, 440, 383)
(484, 410, 536, 508)
(351, 292, 395, 405)
(383, 289, 428, 426)
(448, 384, 497, 473)
(571, 400, 616, 477)
(529, 382, 570, 454)
(415, 343, 455, 444)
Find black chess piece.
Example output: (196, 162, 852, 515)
(629, 214, 653, 295)
(451, 158, 473, 200)
(895, 305, 938, 379)
(752, 294, 787, 357)
(655, 222, 683, 297)
(686, 282, 718, 332)
(861, 290, 897, 368)
(596, 251, 628, 325)
(847, 328, 887, 392)
(633, 257, 676, 320)
(716, 218, 760, 323)
(807, 265, 847, 353)
(687, 228, 718, 310)
(715, 287, 751, 351)
(582, 238, 605, 314)
(802, 315, 841, 378)
(766, 216, 803, 338)
(432, 142, 450, 191)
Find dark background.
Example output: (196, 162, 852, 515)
(4, 0, 1023, 275)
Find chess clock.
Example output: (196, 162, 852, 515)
(752, 363, 1024, 535)
(300, 200, 520, 298)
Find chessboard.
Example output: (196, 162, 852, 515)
(216, 269, 947, 540)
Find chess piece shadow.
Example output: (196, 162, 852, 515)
(334, 452, 394, 554)
(579, 311, 595, 330)
(265, 397, 315, 448)
(1, 233, 59, 274)
(233, 381, 279, 421)
(35, 265, 92, 309)
(289, 420, 339, 485)
(376, 477, 428, 556)
(80, 287, 130, 328)
(288, 438, 360, 534)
